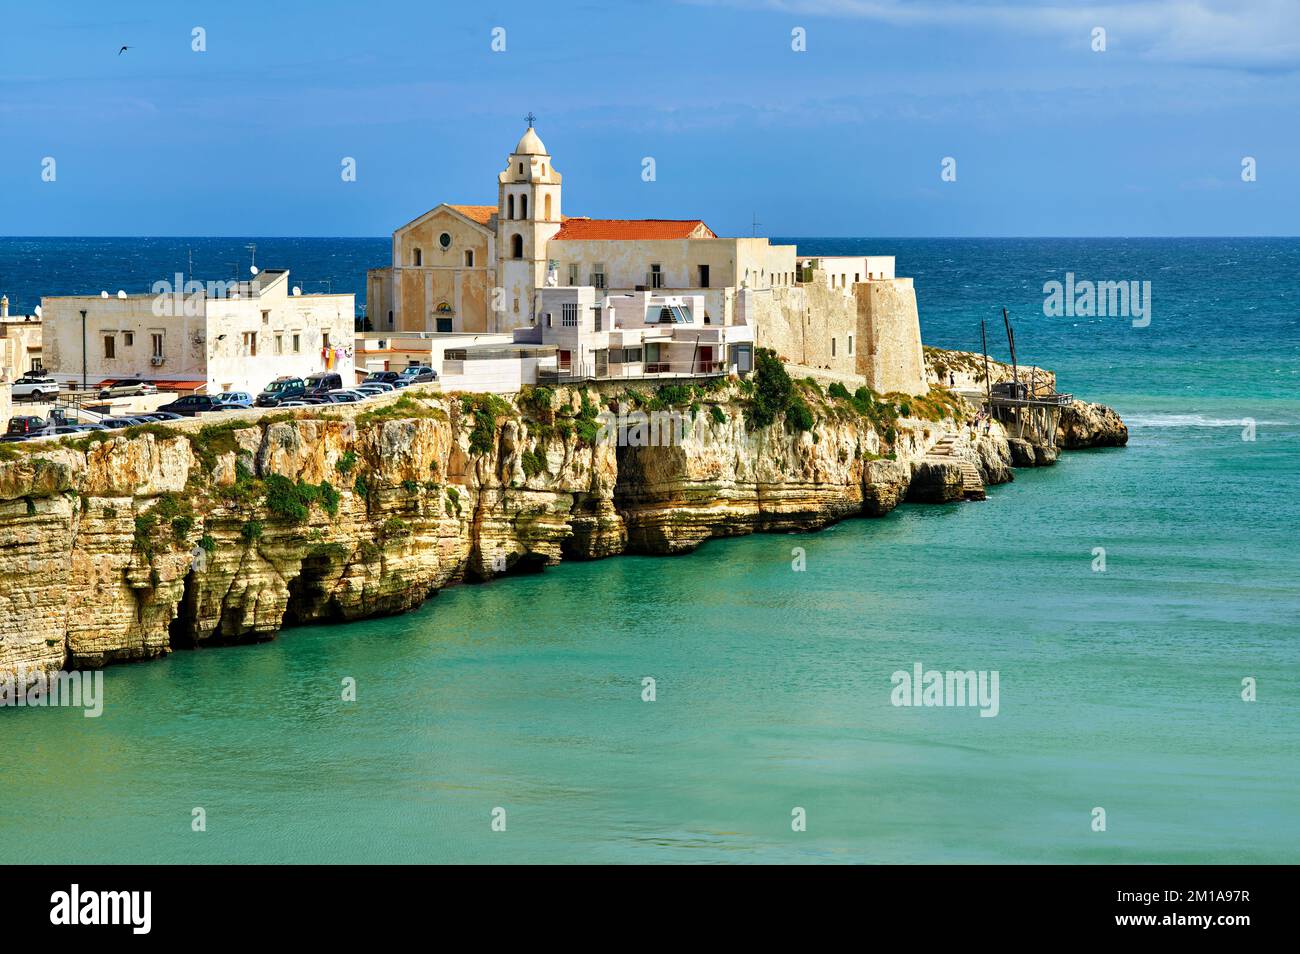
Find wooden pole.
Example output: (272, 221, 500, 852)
(980, 319, 992, 406)
(1002, 307, 1018, 388)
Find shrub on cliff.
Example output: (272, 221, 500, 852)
(264, 474, 337, 524)
(335, 450, 358, 475)
(461, 394, 513, 456)
(747, 348, 795, 430)
(786, 394, 815, 432)
(521, 446, 548, 478)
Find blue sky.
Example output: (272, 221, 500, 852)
(2, 0, 1298, 237)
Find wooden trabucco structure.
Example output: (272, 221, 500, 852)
(978, 311, 1071, 449)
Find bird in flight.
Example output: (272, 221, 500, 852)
(118, 45, 130, 55)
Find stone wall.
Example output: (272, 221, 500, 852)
(855, 279, 926, 396)
(747, 278, 928, 395)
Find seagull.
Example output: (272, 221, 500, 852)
(118, 45, 130, 55)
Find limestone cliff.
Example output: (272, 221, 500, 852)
(0, 363, 1124, 677)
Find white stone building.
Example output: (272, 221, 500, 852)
(41, 269, 355, 396)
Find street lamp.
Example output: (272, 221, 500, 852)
(80, 309, 87, 392)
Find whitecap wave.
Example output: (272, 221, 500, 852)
(1126, 414, 1292, 428)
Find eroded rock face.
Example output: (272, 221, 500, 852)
(1058, 400, 1129, 449)
(0, 371, 1124, 677)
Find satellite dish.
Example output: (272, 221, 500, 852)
(34, 305, 42, 318)
(250, 265, 259, 276)
(101, 291, 109, 298)
(117, 290, 127, 299)
(291, 286, 302, 296)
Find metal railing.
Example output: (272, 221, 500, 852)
(539, 359, 731, 384)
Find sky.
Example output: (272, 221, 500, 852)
(1, 0, 1298, 237)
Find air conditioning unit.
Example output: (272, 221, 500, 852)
(150, 356, 165, 366)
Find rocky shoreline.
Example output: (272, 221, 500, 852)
(0, 352, 1126, 677)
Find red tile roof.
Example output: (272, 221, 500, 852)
(448, 204, 496, 225)
(550, 218, 716, 241)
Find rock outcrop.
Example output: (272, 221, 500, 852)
(0, 366, 1125, 677)
(1057, 400, 1130, 449)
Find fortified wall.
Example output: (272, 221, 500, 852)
(743, 278, 927, 396)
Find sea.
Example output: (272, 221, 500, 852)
(1, 237, 1296, 864)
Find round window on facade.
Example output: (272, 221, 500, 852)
(439, 232, 452, 249)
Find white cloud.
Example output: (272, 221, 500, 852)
(690, 0, 1300, 70)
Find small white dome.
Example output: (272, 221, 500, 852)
(514, 126, 547, 156)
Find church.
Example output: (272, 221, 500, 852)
(366, 122, 928, 396)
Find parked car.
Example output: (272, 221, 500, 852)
(98, 381, 158, 399)
(399, 366, 438, 384)
(353, 384, 391, 398)
(147, 411, 185, 421)
(324, 390, 363, 403)
(157, 394, 229, 417)
(255, 376, 307, 407)
(216, 391, 254, 407)
(304, 372, 344, 396)
(6, 415, 48, 436)
(363, 371, 402, 385)
(11, 374, 61, 401)
(275, 400, 313, 408)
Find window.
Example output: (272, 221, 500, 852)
(520, 194, 528, 218)
(518, 162, 523, 175)
(275, 334, 283, 355)
(439, 232, 451, 249)
(561, 302, 579, 327)
(650, 264, 663, 289)
(831, 338, 837, 357)
(848, 335, 854, 355)
(511, 234, 523, 259)
(322, 332, 331, 349)
(465, 250, 474, 267)
(513, 297, 520, 313)
(261, 310, 270, 324)
(698, 264, 710, 288)
(854, 273, 860, 283)
(593, 307, 602, 332)
(242, 332, 257, 356)
(508, 195, 515, 219)
(544, 194, 552, 219)
(151, 333, 163, 358)
(413, 248, 422, 267)
(436, 317, 453, 333)
(103, 335, 115, 359)
(292, 334, 301, 353)
(620, 347, 642, 363)
(123, 332, 134, 347)
(592, 264, 605, 289)
(567, 264, 578, 285)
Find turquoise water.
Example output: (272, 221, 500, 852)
(1, 238, 1297, 863)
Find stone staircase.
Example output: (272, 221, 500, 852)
(924, 434, 986, 500)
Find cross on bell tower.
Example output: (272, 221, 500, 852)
(525, 111, 537, 128)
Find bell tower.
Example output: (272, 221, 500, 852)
(496, 115, 562, 329)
